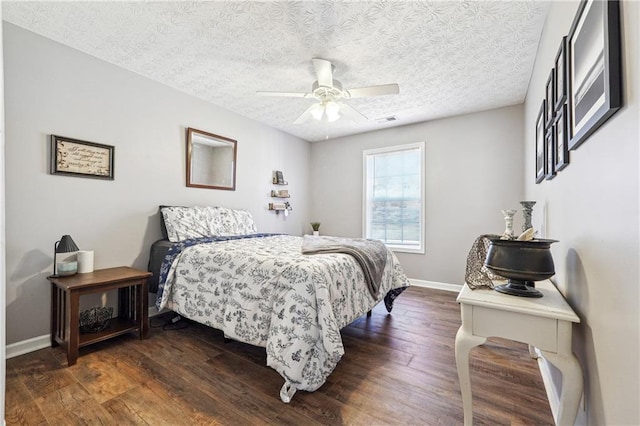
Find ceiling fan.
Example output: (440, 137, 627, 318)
(257, 58, 399, 124)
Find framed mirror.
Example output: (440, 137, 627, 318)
(186, 127, 237, 190)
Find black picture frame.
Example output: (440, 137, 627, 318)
(567, 0, 622, 150)
(554, 37, 568, 111)
(535, 100, 547, 184)
(545, 70, 555, 128)
(553, 104, 570, 172)
(50, 135, 115, 180)
(545, 128, 556, 180)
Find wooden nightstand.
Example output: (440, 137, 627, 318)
(47, 266, 152, 366)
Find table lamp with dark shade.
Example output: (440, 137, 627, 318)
(52, 234, 79, 277)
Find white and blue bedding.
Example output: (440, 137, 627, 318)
(155, 233, 410, 402)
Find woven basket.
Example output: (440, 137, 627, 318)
(79, 306, 113, 333)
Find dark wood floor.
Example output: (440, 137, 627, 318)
(6, 287, 554, 425)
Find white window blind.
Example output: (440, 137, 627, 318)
(363, 142, 425, 254)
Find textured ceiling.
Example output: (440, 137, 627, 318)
(3, 1, 549, 142)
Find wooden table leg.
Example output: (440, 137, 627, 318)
(140, 281, 149, 339)
(66, 290, 80, 366)
(118, 286, 129, 320)
(50, 283, 59, 347)
(540, 350, 583, 425)
(455, 325, 487, 426)
(528, 344, 538, 359)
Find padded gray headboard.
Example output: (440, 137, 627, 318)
(147, 238, 173, 293)
(148, 205, 180, 292)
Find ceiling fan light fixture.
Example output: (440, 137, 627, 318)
(257, 58, 399, 125)
(310, 103, 324, 121)
(309, 101, 341, 122)
(325, 101, 340, 122)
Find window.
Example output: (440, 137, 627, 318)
(363, 142, 425, 254)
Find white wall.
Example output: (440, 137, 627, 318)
(3, 23, 310, 345)
(524, 1, 639, 424)
(310, 104, 525, 284)
(0, 9, 7, 423)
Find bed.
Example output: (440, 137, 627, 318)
(148, 205, 410, 402)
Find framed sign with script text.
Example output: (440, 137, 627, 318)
(50, 135, 115, 180)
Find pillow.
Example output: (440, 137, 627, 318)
(158, 205, 183, 240)
(216, 207, 258, 236)
(160, 206, 257, 242)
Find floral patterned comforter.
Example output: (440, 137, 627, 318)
(156, 234, 410, 402)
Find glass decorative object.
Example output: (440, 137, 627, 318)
(501, 209, 517, 240)
(520, 201, 536, 231)
(79, 306, 114, 333)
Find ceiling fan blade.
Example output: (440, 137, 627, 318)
(312, 58, 333, 88)
(346, 83, 400, 99)
(293, 104, 317, 124)
(339, 103, 368, 123)
(256, 91, 309, 98)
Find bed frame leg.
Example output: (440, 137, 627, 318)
(367, 310, 372, 317)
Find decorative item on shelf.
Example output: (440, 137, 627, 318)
(484, 236, 557, 298)
(518, 228, 537, 241)
(520, 201, 536, 232)
(271, 189, 290, 198)
(269, 202, 293, 215)
(273, 170, 287, 185)
(52, 234, 79, 277)
(500, 209, 517, 240)
(79, 306, 114, 333)
(310, 222, 321, 236)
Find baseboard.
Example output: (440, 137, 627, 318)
(148, 305, 162, 317)
(409, 278, 462, 292)
(6, 334, 51, 359)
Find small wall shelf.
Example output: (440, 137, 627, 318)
(271, 190, 290, 198)
(269, 202, 292, 214)
(270, 170, 292, 214)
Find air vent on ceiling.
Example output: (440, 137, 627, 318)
(376, 116, 398, 123)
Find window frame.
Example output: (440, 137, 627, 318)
(362, 141, 426, 254)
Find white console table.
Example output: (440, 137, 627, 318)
(455, 280, 582, 426)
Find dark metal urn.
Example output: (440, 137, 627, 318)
(484, 237, 557, 298)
